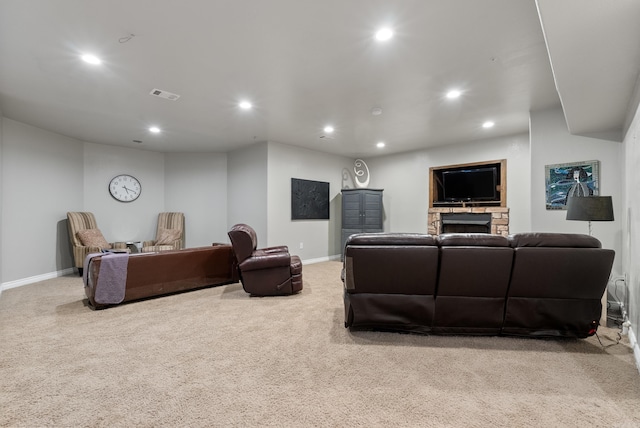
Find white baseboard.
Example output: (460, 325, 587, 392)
(0, 268, 76, 297)
(628, 326, 640, 375)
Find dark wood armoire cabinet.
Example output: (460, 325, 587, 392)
(341, 188, 383, 257)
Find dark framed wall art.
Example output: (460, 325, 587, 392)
(291, 178, 330, 220)
(545, 159, 600, 210)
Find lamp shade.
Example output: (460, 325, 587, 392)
(566, 196, 614, 222)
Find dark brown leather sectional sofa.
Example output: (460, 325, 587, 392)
(84, 245, 238, 309)
(342, 232, 615, 338)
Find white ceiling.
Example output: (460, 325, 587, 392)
(0, 1, 638, 158)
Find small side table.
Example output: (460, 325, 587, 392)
(126, 241, 142, 253)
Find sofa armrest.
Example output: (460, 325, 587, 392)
(261, 245, 289, 254)
(73, 245, 102, 268)
(240, 250, 291, 271)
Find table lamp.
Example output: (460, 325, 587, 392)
(566, 196, 614, 235)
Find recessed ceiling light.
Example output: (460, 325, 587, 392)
(371, 107, 383, 116)
(323, 125, 334, 134)
(377, 141, 385, 148)
(239, 100, 253, 110)
(81, 54, 101, 65)
(482, 121, 495, 129)
(149, 126, 161, 133)
(375, 28, 393, 42)
(446, 90, 461, 99)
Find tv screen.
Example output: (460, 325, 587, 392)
(442, 167, 497, 201)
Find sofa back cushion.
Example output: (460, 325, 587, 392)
(344, 233, 438, 295)
(437, 233, 510, 247)
(508, 232, 601, 248)
(437, 246, 513, 297)
(508, 247, 614, 299)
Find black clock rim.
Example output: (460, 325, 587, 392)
(108, 174, 142, 202)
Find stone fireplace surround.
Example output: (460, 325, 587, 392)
(428, 207, 509, 236)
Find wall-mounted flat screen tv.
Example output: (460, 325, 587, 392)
(442, 167, 497, 202)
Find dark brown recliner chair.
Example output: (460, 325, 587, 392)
(228, 224, 303, 296)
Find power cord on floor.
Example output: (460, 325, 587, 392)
(594, 328, 622, 349)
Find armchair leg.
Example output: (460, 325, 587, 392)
(78, 267, 83, 277)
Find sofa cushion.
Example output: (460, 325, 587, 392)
(77, 229, 109, 248)
(509, 232, 601, 248)
(437, 233, 510, 247)
(156, 228, 181, 245)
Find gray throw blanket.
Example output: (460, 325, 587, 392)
(83, 252, 129, 304)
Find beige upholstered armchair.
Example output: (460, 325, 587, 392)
(66, 212, 128, 275)
(142, 212, 185, 252)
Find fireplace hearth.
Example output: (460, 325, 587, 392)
(441, 213, 492, 234)
(428, 207, 509, 236)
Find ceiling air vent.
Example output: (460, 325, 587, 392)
(149, 88, 180, 101)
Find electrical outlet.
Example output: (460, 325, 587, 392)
(299, 242, 303, 249)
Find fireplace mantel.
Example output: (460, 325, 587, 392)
(428, 207, 509, 236)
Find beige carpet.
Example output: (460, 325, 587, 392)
(1, 261, 639, 427)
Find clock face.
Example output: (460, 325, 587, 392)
(109, 174, 141, 202)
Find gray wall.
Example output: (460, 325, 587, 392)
(267, 142, 352, 260)
(0, 118, 230, 285)
(0, 113, 3, 285)
(2, 119, 83, 282)
(165, 152, 229, 247)
(365, 133, 531, 234)
(623, 101, 640, 342)
(227, 140, 353, 259)
(83, 142, 165, 243)
(227, 142, 269, 245)
(529, 106, 623, 277)
(0, 118, 352, 287)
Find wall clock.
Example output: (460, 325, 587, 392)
(109, 174, 141, 202)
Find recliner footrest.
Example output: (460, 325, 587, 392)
(290, 255, 303, 293)
(290, 255, 302, 275)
